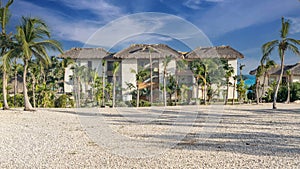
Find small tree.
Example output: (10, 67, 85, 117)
(112, 61, 120, 108)
(286, 70, 291, 104)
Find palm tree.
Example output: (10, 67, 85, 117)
(163, 55, 172, 107)
(238, 63, 245, 103)
(112, 61, 120, 108)
(261, 17, 300, 109)
(176, 58, 187, 104)
(255, 65, 263, 104)
(12, 59, 22, 106)
(0, 0, 14, 110)
(130, 67, 150, 107)
(260, 60, 276, 102)
(232, 75, 237, 105)
(101, 59, 106, 107)
(14, 17, 63, 110)
(286, 70, 291, 104)
(191, 59, 207, 105)
(60, 57, 74, 94)
(223, 61, 234, 105)
(71, 64, 86, 107)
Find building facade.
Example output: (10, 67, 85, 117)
(60, 44, 244, 104)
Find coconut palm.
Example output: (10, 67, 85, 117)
(11, 59, 22, 106)
(261, 17, 300, 109)
(223, 61, 234, 105)
(175, 58, 187, 105)
(232, 75, 237, 105)
(61, 57, 74, 93)
(130, 67, 150, 107)
(101, 60, 106, 107)
(260, 60, 276, 102)
(0, 0, 14, 110)
(13, 17, 62, 110)
(286, 70, 291, 104)
(112, 61, 120, 108)
(163, 55, 172, 107)
(255, 65, 263, 104)
(71, 64, 86, 107)
(191, 59, 206, 105)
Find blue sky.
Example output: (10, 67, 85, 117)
(7, 0, 300, 74)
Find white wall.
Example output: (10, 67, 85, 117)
(121, 59, 137, 100)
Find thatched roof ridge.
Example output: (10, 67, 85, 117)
(114, 44, 182, 59)
(59, 47, 110, 59)
(249, 63, 300, 76)
(186, 45, 244, 59)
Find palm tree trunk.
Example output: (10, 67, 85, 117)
(78, 78, 81, 107)
(23, 60, 34, 111)
(225, 79, 229, 105)
(14, 70, 17, 107)
(136, 87, 139, 108)
(204, 83, 207, 105)
(2, 71, 10, 110)
(256, 79, 260, 104)
(32, 76, 36, 108)
(260, 73, 267, 103)
(163, 73, 167, 107)
(286, 76, 290, 104)
(102, 72, 105, 107)
(232, 80, 236, 105)
(196, 81, 200, 105)
(113, 76, 116, 108)
(273, 55, 285, 109)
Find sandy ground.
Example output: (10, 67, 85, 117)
(0, 103, 299, 168)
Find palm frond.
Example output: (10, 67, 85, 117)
(287, 38, 300, 46)
(287, 43, 300, 56)
(280, 17, 290, 39)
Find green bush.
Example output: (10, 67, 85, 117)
(55, 94, 74, 108)
(8, 94, 24, 108)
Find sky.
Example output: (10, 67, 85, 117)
(6, 0, 300, 74)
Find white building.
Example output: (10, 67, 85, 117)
(60, 44, 244, 104)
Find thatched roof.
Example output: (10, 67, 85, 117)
(114, 44, 182, 59)
(185, 46, 244, 59)
(249, 63, 300, 76)
(59, 48, 110, 59)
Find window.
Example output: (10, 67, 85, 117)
(88, 61, 92, 69)
(107, 61, 114, 71)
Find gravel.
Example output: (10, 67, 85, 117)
(0, 103, 299, 168)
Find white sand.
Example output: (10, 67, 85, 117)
(0, 103, 299, 168)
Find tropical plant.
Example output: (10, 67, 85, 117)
(130, 67, 150, 107)
(285, 70, 291, 104)
(163, 55, 172, 106)
(255, 65, 263, 104)
(191, 59, 207, 105)
(71, 64, 87, 107)
(232, 75, 237, 105)
(222, 60, 234, 105)
(261, 17, 300, 109)
(112, 61, 120, 108)
(260, 60, 276, 102)
(101, 60, 106, 107)
(175, 58, 187, 105)
(11, 17, 63, 110)
(166, 74, 177, 105)
(0, 0, 14, 109)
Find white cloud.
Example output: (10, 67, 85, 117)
(287, 17, 300, 34)
(184, 0, 224, 9)
(10, 0, 107, 45)
(51, 0, 123, 21)
(195, 0, 300, 37)
(85, 13, 213, 50)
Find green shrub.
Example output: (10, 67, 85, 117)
(55, 94, 74, 108)
(8, 94, 24, 108)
